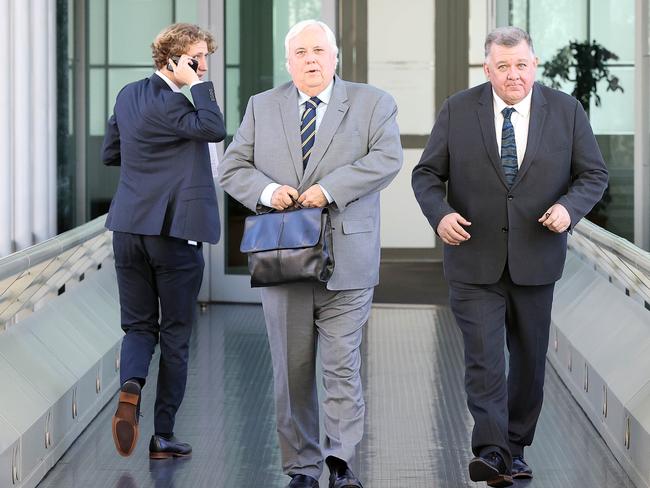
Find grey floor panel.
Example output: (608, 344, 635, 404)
(37, 303, 635, 487)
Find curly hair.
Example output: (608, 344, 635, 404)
(151, 23, 216, 69)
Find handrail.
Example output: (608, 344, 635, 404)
(573, 219, 650, 274)
(0, 216, 113, 331)
(0, 216, 108, 280)
(570, 219, 650, 305)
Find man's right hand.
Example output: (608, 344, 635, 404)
(270, 185, 300, 211)
(437, 213, 471, 245)
(170, 55, 199, 86)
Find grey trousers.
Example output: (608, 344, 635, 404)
(261, 282, 373, 479)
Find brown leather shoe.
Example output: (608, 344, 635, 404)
(111, 380, 141, 456)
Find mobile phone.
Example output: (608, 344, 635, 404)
(167, 56, 199, 72)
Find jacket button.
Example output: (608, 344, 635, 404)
(502, 227, 508, 232)
(507, 195, 513, 201)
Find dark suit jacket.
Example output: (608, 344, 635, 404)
(412, 82, 608, 286)
(102, 74, 226, 244)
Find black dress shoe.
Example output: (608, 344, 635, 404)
(149, 434, 192, 459)
(327, 457, 363, 488)
(112, 379, 141, 456)
(468, 452, 513, 487)
(288, 474, 319, 488)
(511, 455, 533, 479)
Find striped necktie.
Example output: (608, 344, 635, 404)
(500, 107, 518, 187)
(301, 97, 321, 169)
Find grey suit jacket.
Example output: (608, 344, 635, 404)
(412, 82, 608, 286)
(219, 76, 403, 290)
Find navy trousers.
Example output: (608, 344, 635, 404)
(112, 231, 204, 435)
(448, 267, 555, 468)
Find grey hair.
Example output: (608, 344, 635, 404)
(484, 26, 535, 59)
(284, 19, 339, 71)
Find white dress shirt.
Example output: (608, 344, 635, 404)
(492, 89, 532, 168)
(259, 80, 335, 207)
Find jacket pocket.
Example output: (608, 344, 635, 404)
(342, 218, 374, 234)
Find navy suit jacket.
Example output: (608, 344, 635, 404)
(102, 73, 226, 244)
(412, 82, 608, 286)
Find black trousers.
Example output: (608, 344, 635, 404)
(448, 267, 555, 467)
(112, 232, 204, 435)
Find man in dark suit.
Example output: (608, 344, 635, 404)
(412, 27, 608, 487)
(102, 23, 225, 459)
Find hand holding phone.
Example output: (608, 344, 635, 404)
(167, 56, 199, 72)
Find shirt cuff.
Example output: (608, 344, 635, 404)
(189, 80, 204, 89)
(260, 183, 281, 207)
(319, 184, 333, 204)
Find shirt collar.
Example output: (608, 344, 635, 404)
(297, 78, 334, 106)
(492, 87, 533, 118)
(155, 70, 182, 93)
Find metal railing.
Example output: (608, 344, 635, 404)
(0, 216, 113, 332)
(569, 219, 650, 308)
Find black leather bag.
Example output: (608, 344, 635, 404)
(240, 207, 335, 287)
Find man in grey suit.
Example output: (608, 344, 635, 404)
(412, 27, 608, 487)
(219, 19, 402, 488)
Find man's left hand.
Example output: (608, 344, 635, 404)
(539, 203, 571, 233)
(298, 185, 328, 208)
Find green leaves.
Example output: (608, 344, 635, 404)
(541, 40, 624, 114)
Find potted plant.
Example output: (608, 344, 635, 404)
(542, 40, 624, 227)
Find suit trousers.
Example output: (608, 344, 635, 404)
(112, 231, 204, 435)
(448, 267, 555, 467)
(261, 282, 373, 479)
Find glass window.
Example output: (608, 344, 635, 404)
(175, 0, 198, 22)
(590, 0, 634, 65)
(108, 0, 173, 65)
(530, 0, 587, 62)
(88, 0, 105, 65)
(590, 67, 634, 135)
(89, 68, 106, 136)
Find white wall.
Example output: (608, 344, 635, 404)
(368, 0, 436, 248)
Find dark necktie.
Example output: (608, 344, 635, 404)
(301, 97, 321, 169)
(500, 107, 518, 187)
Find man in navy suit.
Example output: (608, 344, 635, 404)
(412, 27, 607, 486)
(102, 23, 225, 459)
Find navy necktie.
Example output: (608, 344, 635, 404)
(301, 97, 321, 169)
(500, 107, 518, 187)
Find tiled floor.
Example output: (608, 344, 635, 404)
(36, 300, 635, 488)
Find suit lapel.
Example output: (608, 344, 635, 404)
(302, 76, 349, 183)
(279, 84, 304, 180)
(476, 84, 508, 187)
(512, 83, 547, 188)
